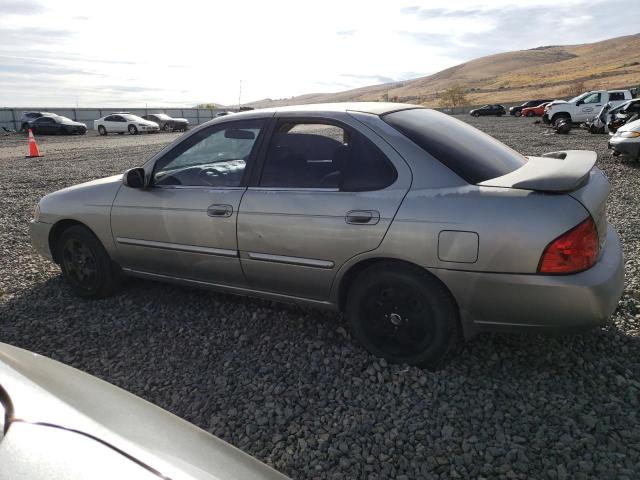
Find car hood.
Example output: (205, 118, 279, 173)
(618, 118, 640, 133)
(59, 119, 86, 127)
(0, 343, 289, 480)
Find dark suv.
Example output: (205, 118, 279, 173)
(509, 100, 553, 117)
(469, 105, 506, 117)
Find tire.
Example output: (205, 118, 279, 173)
(163, 123, 172, 132)
(552, 114, 571, 126)
(98, 125, 107, 136)
(128, 124, 138, 135)
(22, 123, 30, 133)
(526, 111, 534, 117)
(56, 225, 122, 299)
(515, 110, 522, 117)
(346, 262, 460, 369)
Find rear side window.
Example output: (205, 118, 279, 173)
(259, 121, 396, 191)
(383, 108, 527, 184)
(609, 92, 625, 101)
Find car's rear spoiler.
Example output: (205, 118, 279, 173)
(477, 150, 597, 193)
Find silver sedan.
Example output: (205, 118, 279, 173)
(30, 103, 625, 367)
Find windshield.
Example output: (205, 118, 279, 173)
(383, 108, 527, 184)
(154, 113, 171, 120)
(568, 92, 589, 103)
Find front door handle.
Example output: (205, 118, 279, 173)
(345, 210, 380, 225)
(207, 204, 233, 217)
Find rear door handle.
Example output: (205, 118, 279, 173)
(207, 204, 233, 217)
(345, 210, 380, 225)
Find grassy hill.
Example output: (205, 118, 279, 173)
(246, 33, 640, 108)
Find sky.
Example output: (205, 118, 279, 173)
(0, 0, 638, 107)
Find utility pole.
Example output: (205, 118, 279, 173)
(238, 80, 242, 111)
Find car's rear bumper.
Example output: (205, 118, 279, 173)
(29, 220, 53, 260)
(435, 224, 624, 338)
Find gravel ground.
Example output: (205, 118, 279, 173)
(1, 118, 639, 479)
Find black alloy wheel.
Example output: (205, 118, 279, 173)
(347, 263, 460, 369)
(57, 225, 122, 298)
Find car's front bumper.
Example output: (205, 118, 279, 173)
(609, 136, 640, 158)
(435, 224, 624, 338)
(29, 220, 53, 260)
(542, 114, 551, 124)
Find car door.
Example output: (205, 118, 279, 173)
(32, 117, 54, 134)
(236, 114, 411, 301)
(578, 92, 602, 121)
(111, 118, 266, 286)
(112, 115, 127, 132)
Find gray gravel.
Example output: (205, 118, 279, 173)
(1, 118, 640, 479)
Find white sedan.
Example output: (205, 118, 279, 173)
(94, 113, 159, 135)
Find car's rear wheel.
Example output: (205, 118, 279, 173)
(128, 124, 138, 135)
(515, 110, 522, 117)
(163, 123, 172, 132)
(98, 125, 107, 136)
(346, 262, 460, 369)
(56, 225, 122, 299)
(526, 111, 534, 117)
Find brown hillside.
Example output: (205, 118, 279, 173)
(245, 33, 640, 108)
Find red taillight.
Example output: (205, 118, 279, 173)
(538, 217, 599, 274)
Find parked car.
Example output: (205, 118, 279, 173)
(19, 111, 59, 132)
(509, 100, 553, 117)
(142, 113, 189, 132)
(29, 115, 87, 135)
(520, 102, 551, 117)
(543, 90, 634, 125)
(0, 342, 289, 480)
(469, 105, 506, 116)
(94, 113, 159, 135)
(609, 118, 640, 160)
(29, 103, 624, 367)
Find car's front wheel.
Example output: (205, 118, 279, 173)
(163, 123, 172, 132)
(56, 225, 122, 298)
(527, 111, 534, 117)
(128, 124, 138, 135)
(98, 125, 107, 136)
(346, 262, 460, 369)
(515, 111, 522, 117)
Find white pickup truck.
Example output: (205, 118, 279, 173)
(543, 89, 634, 124)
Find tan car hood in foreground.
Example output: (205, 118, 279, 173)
(0, 343, 288, 480)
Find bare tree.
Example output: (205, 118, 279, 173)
(438, 85, 469, 109)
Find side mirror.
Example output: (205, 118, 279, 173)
(123, 167, 146, 188)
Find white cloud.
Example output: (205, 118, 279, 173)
(0, 0, 637, 107)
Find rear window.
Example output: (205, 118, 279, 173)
(382, 108, 527, 184)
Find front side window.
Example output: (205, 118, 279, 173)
(153, 120, 264, 187)
(259, 121, 396, 191)
(582, 93, 601, 104)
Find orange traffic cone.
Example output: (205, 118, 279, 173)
(26, 129, 43, 158)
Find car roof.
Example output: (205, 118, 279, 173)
(230, 102, 421, 118)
